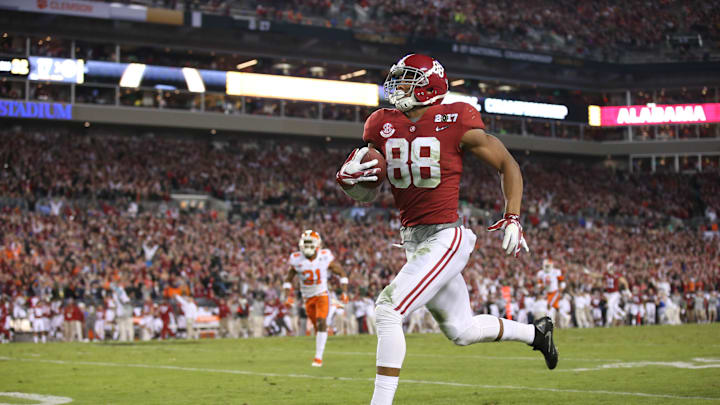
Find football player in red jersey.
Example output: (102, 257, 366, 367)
(336, 54, 557, 405)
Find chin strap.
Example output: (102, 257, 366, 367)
(394, 91, 415, 112)
(393, 91, 445, 112)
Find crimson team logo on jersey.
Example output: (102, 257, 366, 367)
(380, 122, 396, 138)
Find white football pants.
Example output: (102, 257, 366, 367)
(375, 225, 479, 368)
(605, 292, 620, 326)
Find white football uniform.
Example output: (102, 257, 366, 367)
(537, 268, 562, 294)
(537, 268, 563, 310)
(32, 305, 49, 333)
(376, 225, 478, 321)
(288, 249, 334, 299)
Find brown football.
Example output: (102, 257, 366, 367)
(360, 147, 387, 189)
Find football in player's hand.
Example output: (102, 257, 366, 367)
(361, 147, 386, 189)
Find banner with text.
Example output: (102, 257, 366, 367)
(0, 0, 111, 18)
(588, 103, 720, 126)
(0, 100, 72, 120)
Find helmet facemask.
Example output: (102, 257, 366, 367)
(299, 230, 321, 258)
(542, 259, 553, 272)
(384, 65, 429, 112)
(383, 56, 447, 112)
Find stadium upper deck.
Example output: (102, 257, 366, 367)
(92, 0, 720, 64)
(0, 0, 718, 160)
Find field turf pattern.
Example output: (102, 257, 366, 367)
(1, 323, 719, 404)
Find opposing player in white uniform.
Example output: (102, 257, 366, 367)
(336, 54, 557, 405)
(284, 230, 348, 367)
(536, 259, 564, 322)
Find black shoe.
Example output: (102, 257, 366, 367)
(531, 316, 558, 370)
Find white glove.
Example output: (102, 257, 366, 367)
(335, 147, 380, 186)
(487, 213, 530, 257)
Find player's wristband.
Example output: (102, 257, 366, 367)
(504, 213, 520, 221)
(282, 282, 292, 289)
(340, 277, 349, 285)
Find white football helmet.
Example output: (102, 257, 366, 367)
(542, 259, 554, 272)
(299, 230, 322, 258)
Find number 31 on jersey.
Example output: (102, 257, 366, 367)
(386, 137, 441, 189)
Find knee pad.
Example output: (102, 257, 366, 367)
(375, 305, 406, 369)
(375, 305, 402, 328)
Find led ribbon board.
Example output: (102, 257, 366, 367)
(0, 58, 30, 76)
(484, 98, 568, 120)
(28, 57, 84, 84)
(226, 72, 378, 106)
(588, 103, 720, 126)
(443, 92, 482, 111)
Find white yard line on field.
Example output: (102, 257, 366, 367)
(1, 356, 718, 402)
(561, 358, 720, 372)
(120, 344, 622, 362)
(318, 350, 625, 363)
(0, 392, 72, 405)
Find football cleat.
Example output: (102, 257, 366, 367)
(311, 358, 323, 367)
(531, 316, 558, 370)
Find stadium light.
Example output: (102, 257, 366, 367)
(181, 67, 205, 93)
(450, 79, 465, 87)
(226, 72, 378, 106)
(119, 63, 146, 88)
(235, 59, 258, 70)
(443, 92, 481, 111)
(339, 69, 367, 80)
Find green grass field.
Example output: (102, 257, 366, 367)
(1, 324, 719, 404)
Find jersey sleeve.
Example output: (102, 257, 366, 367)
(460, 102, 485, 132)
(321, 249, 335, 263)
(288, 252, 302, 268)
(362, 109, 384, 145)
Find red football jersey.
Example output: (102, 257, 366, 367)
(603, 272, 620, 293)
(363, 102, 485, 226)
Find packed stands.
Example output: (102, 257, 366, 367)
(1, 126, 718, 343)
(93, 0, 720, 62)
(1, 128, 718, 219)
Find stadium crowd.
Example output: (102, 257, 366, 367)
(0, 127, 719, 343)
(95, 0, 719, 61)
(2, 129, 718, 221)
(1, 204, 718, 343)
